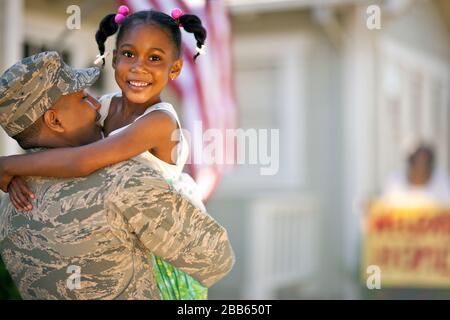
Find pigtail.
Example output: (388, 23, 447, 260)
(95, 14, 119, 67)
(179, 14, 207, 62)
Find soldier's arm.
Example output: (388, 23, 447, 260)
(108, 177, 235, 288)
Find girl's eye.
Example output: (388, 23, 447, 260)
(149, 55, 161, 61)
(122, 51, 134, 58)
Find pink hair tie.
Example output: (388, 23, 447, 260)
(115, 5, 130, 24)
(171, 8, 183, 27)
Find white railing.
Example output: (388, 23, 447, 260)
(244, 195, 319, 299)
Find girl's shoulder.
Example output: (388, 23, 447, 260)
(140, 102, 181, 128)
(143, 101, 177, 116)
(97, 92, 121, 127)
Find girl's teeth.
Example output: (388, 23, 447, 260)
(129, 81, 149, 87)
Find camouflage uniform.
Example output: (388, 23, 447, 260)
(0, 159, 235, 299)
(0, 51, 235, 299)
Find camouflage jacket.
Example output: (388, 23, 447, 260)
(0, 160, 235, 300)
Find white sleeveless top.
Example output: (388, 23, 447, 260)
(98, 92, 206, 212)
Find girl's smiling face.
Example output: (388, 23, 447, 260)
(112, 23, 183, 105)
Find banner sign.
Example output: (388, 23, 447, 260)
(363, 202, 450, 287)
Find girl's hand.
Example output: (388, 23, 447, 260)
(7, 177, 35, 212)
(0, 174, 13, 193)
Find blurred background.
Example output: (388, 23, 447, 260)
(0, 0, 449, 299)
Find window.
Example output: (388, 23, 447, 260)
(218, 33, 310, 194)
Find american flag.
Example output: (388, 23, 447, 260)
(118, 0, 237, 202)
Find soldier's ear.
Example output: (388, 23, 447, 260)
(43, 109, 64, 133)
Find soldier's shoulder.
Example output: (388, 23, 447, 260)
(104, 160, 170, 197)
(26, 160, 166, 201)
(105, 160, 163, 181)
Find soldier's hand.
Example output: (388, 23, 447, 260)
(7, 177, 35, 212)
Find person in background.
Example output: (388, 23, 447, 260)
(381, 143, 450, 207)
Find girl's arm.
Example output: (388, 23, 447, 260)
(0, 110, 178, 179)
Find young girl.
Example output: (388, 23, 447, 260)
(0, 7, 209, 300)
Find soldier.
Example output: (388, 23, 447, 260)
(0, 51, 235, 299)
